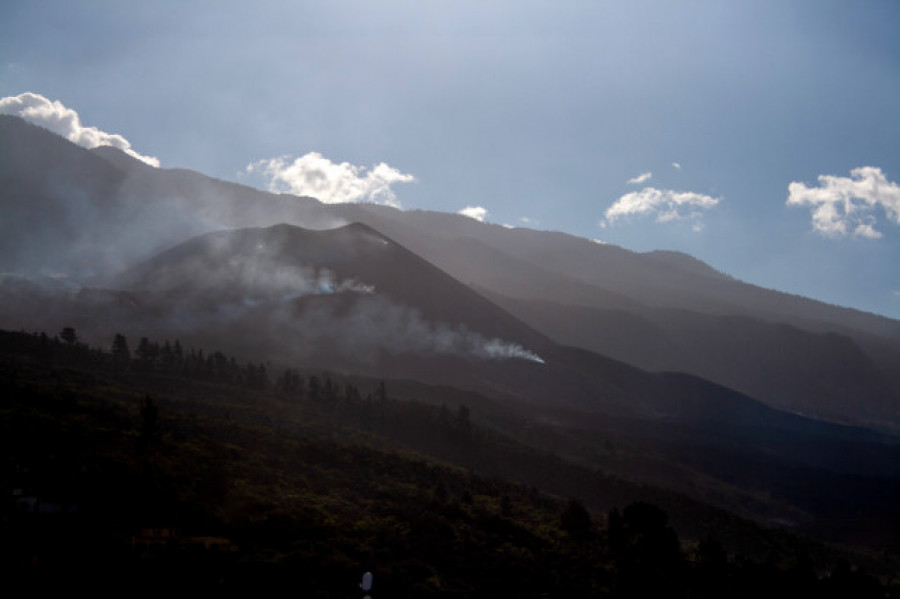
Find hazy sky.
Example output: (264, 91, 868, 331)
(2, 1, 898, 318)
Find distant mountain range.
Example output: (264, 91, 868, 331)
(3, 113, 897, 432)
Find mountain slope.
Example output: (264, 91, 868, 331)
(101, 222, 667, 419)
(2, 113, 898, 429)
(334, 202, 899, 340)
(481, 293, 899, 427)
(4, 213, 852, 436)
(112, 222, 550, 355)
(0, 114, 338, 276)
(327, 203, 900, 429)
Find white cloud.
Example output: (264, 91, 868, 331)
(458, 205, 488, 222)
(672, 162, 682, 169)
(246, 152, 414, 207)
(627, 171, 653, 185)
(786, 167, 900, 239)
(0, 92, 159, 167)
(601, 186, 720, 228)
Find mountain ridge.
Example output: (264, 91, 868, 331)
(2, 113, 898, 430)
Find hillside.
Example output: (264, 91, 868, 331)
(330, 203, 900, 430)
(2, 329, 895, 595)
(2, 113, 898, 428)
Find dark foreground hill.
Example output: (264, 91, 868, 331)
(1, 329, 895, 596)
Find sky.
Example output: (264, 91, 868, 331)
(1, 1, 899, 318)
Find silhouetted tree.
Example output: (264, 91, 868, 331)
(246, 363, 259, 388)
(344, 382, 361, 404)
(694, 534, 729, 597)
(277, 368, 304, 397)
(323, 377, 337, 403)
(60, 326, 78, 345)
(615, 502, 685, 597)
(697, 535, 727, 569)
(308, 375, 320, 402)
(138, 395, 162, 449)
(608, 508, 625, 553)
(822, 560, 883, 599)
(135, 337, 159, 370)
(111, 333, 130, 367)
(159, 340, 174, 369)
(456, 404, 472, 443)
(560, 497, 592, 540)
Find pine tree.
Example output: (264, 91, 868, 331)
(138, 395, 162, 449)
(560, 497, 592, 540)
(308, 375, 320, 402)
(60, 327, 78, 345)
(111, 333, 131, 366)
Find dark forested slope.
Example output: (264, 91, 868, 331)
(2, 329, 896, 596)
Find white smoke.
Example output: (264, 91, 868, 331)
(130, 230, 376, 303)
(477, 338, 545, 363)
(237, 269, 374, 308)
(226, 261, 374, 301)
(265, 294, 545, 365)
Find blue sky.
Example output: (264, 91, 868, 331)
(2, 1, 898, 318)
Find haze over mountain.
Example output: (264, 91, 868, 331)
(2, 114, 898, 432)
(111, 222, 550, 370)
(329, 203, 900, 428)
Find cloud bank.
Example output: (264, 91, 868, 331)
(627, 171, 652, 185)
(458, 205, 488, 222)
(602, 187, 720, 229)
(786, 166, 900, 239)
(0, 92, 160, 167)
(246, 152, 414, 207)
